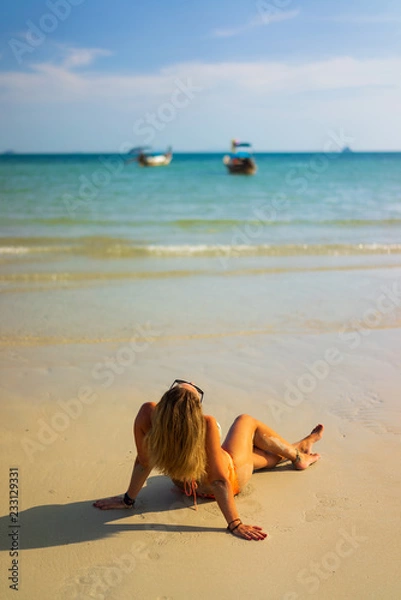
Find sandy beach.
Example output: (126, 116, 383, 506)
(1, 318, 400, 599)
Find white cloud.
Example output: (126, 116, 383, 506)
(1, 47, 400, 151)
(167, 56, 401, 96)
(2, 50, 400, 106)
(318, 14, 401, 24)
(211, 9, 300, 38)
(60, 47, 112, 69)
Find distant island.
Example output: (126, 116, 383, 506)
(341, 146, 353, 153)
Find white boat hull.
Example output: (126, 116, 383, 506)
(138, 153, 172, 167)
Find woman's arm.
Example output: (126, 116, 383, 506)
(93, 402, 155, 510)
(204, 416, 267, 541)
(125, 401, 155, 498)
(204, 416, 240, 522)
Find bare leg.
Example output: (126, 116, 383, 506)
(222, 415, 323, 485)
(294, 424, 324, 455)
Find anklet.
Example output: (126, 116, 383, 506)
(294, 449, 301, 464)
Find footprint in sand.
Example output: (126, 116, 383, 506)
(304, 493, 352, 522)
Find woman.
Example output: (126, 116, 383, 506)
(94, 379, 323, 541)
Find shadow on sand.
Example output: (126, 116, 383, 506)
(0, 475, 221, 551)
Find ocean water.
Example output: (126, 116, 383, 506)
(1, 152, 401, 346)
(1, 152, 401, 252)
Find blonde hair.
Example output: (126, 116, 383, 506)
(145, 386, 207, 482)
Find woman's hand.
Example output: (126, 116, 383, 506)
(228, 522, 267, 541)
(93, 495, 133, 510)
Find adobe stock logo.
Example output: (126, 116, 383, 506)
(283, 526, 368, 598)
(20, 322, 161, 463)
(256, 0, 298, 25)
(9, 0, 86, 65)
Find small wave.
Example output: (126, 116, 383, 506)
(142, 243, 401, 257)
(0, 244, 72, 256)
(1, 238, 401, 259)
(0, 246, 30, 255)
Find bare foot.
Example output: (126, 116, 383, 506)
(295, 424, 324, 455)
(293, 450, 321, 470)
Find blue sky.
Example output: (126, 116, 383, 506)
(1, 0, 400, 152)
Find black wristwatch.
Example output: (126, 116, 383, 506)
(123, 492, 135, 508)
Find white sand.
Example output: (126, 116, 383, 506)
(1, 328, 400, 600)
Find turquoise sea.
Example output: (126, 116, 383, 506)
(1, 152, 401, 347)
(1, 152, 401, 252)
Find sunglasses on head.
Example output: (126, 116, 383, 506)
(169, 379, 204, 403)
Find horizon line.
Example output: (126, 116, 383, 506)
(2, 149, 401, 155)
